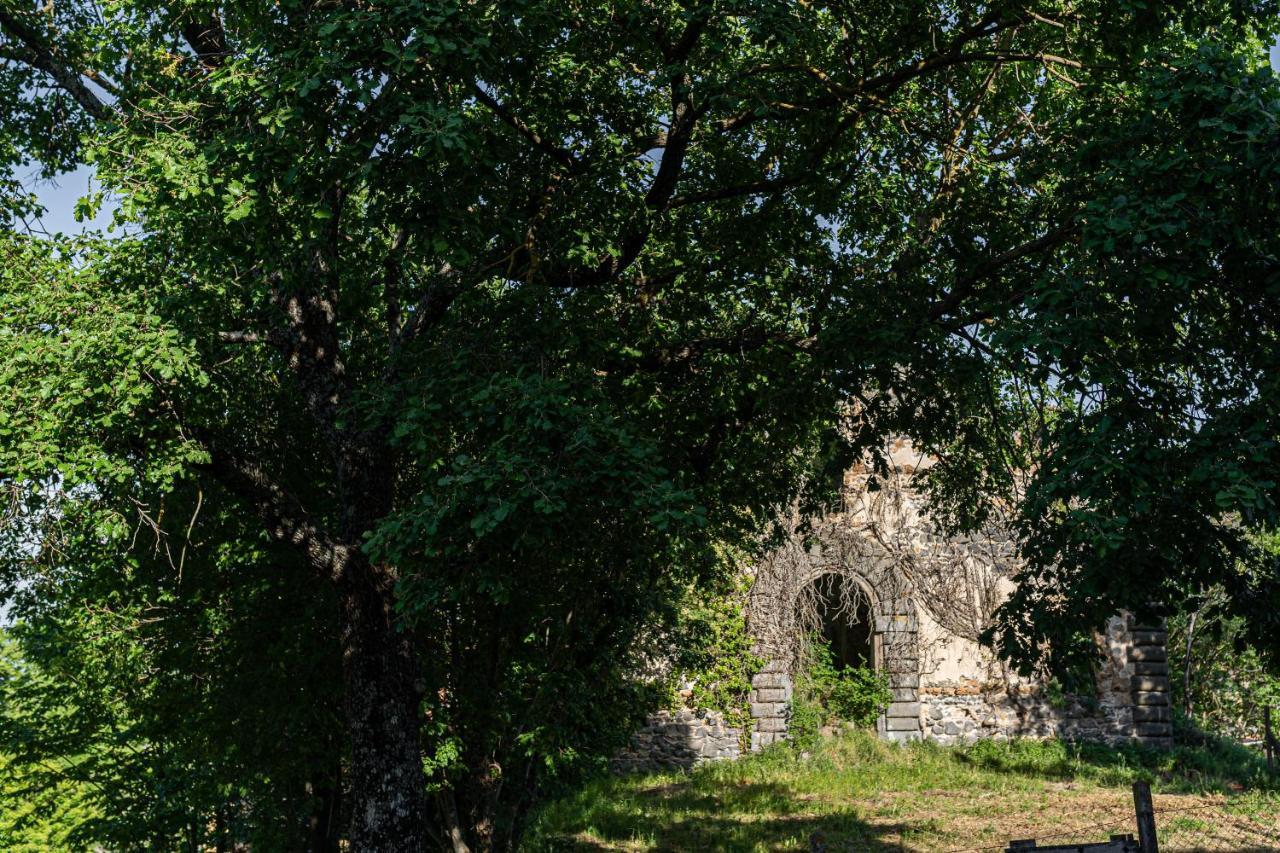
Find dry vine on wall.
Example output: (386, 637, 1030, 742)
(747, 444, 1021, 682)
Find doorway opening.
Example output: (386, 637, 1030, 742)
(807, 573, 875, 671)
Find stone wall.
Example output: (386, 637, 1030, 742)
(738, 443, 1175, 753)
(1127, 625, 1174, 747)
(921, 684, 1134, 746)
(749, 665, 793, 750)
(611, 709, 742, 773)
(917, 616, 1171, 748)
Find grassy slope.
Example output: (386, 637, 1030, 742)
(525, 731, 1280, 852)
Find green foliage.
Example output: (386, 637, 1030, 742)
(526, 731, 1280, 851)
(959, 730, 1279, 793)
(1167, 582, 1280, 743)
(0, 488, 346, 850)
(0, 640, 99, 852)
(790, 635, 892, 749)
(2, 1, 1280, 847)
(666, 574, 764, 737)
(988, 44, 1280, 675)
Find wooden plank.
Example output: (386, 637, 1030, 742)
(1134, 781, 1159, 853)
(1007, 838, 1137, 852)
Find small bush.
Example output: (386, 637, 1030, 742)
(664, 575, 764, 744)
(790, 634, 892, 747)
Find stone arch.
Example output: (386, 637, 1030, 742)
(803, 571, 877, 672)
(746, 530, 922, 748)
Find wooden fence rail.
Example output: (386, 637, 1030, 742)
(1004, 782, 1157, 853)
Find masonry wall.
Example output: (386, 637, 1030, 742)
(611, 709, 742, 773)
(740, 441, 1174, 754)
(618, 441, 1173, 771)
(918, 615, 1172, 747)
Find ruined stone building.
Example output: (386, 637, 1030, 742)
(615, 439, 1173, 772)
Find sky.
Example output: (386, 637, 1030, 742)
(26, 39, 1280, 238)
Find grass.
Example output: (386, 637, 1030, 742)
(524, 730, 1280, 852)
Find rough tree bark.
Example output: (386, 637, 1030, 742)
(334, 549, 433, 851)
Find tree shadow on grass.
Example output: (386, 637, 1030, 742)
(952, 734, 1279, 796)
(540, 780, 911, 852)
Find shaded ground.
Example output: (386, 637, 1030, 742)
(525, 731, 1280, 852)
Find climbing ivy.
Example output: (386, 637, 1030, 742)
(667, 575, 764, 741)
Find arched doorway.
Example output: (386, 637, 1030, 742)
(748, 556, 922, 748)
(808, 573, 876, 671)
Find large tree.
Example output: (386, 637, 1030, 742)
(3, 1, 1280, 849)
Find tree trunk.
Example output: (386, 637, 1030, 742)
(337, 558, 432, 851)
(1182, 609, 1198, 719)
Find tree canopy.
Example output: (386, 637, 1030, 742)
(2, 1, 1280, 849)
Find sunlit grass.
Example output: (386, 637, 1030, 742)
(525, 730, 1280, 852)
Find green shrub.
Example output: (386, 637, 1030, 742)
(792, 633, 892, 741)
(666, 575, 764, 741)
(787, 695, 825, 752)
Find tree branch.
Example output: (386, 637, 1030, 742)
(671, 107, 861, 208)
(645, 70, 697, 210)
(181, 13, 230, 71)
(383, 229, 409, 353)
(200, 442, 350, 581)
(926, 221, 1080, 323)
(396, 268, 462, 347)
(609, 328, 817, 375)
(472, 83, 578, 170)
(0, 8, 110, 120)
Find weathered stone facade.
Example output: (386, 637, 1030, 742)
(919, 620, 1172, 746)
(611, 709, 742, 773)
(618, 439, 1172, 771)
(743, 440, 1174, 753)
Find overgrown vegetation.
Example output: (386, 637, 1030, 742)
(526, 731, 1280, 852)
(1166, 531, 1280, 744)
(3, 2, 1280, 848)
(789, 635, 891, 750)
(665, 575, 764, 738)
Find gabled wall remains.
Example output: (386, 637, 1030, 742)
(745, 440, 1173, 751)
(615, 441, 1172, 772)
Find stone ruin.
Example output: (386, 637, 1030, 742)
(617, 439, 1173, 771)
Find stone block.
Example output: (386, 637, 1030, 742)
(752, 672, 788, 690)
(885, 716, 921, 732)
(753, 731, 784, 750)
(1134, 722, 1172, 738)
(1130, 676, 1169, 693)
(755, 687, 787, 703)
(1128, 646, 1167, 663)
(1131, 630, 1167, 646)
(1132, 706, 1170, 723)
(1133, 662, 1169, 676)
(891, 687, 918, 702)
(887, 702, 921, 718)
(884, 597, 912, 614)
(1132, 691, 1169, 706)
(885, 657, 920, 674)
(876, 614, 919, 632)
(889, 673, 919, 689)
(757, 716, 786, 733)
